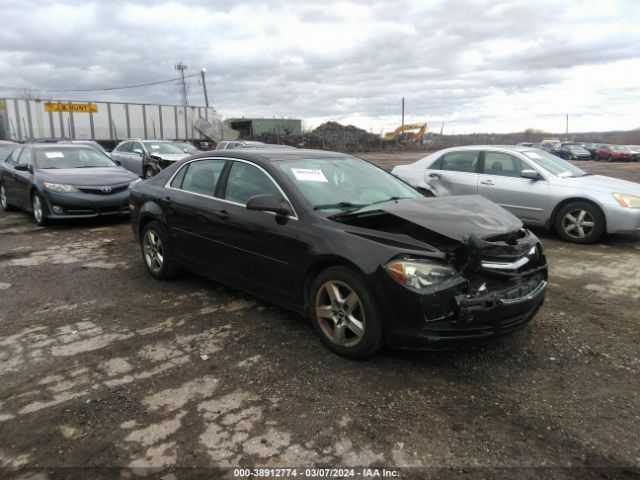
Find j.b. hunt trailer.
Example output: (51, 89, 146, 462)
(0, 97, 236, 145)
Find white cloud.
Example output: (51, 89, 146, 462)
(1, 0, 639, 133)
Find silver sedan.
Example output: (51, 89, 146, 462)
(391, 145, 640, 243)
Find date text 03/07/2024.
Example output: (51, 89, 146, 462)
(232, 468, 401, 478)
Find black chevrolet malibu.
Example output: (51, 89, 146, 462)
(0, 144, 139, 225)
(130, 149, 548, 358)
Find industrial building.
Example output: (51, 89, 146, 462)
(224, 117, 302, 138)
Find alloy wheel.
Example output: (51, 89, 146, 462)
(32, 195, 43, 224)
(144, 167, 156, 179)
(562, 209, 595, 239)
(143, 230, 164, 274)
(315, 280, 365, 347)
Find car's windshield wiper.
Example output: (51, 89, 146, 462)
(313, 202, 369, 211)
(578, 173, 593, 177)
(368, 196, 412, 205)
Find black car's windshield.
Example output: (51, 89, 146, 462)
(143, 142, 185, 155)
(34, 148, 116, 169)
(523, 150, 587, 177)
(276, 156, 421, 211)
(0, 144, 18, 161)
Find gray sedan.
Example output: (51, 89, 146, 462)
(391, 145, 640, 243)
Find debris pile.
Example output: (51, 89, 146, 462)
(251, 121, 383, 152)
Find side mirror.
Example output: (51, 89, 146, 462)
(15, 164, 30, 172)
(521, 169, 541, 180)
(133, 149, 143, 156)
(246, 194, 291, 217)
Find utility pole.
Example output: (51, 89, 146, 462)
(200, 68, 209, 107)
(566, 114, 569, 138)
(401, 97, 405, 126)
(175, 62, 189, 107)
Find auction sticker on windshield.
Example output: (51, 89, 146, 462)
(45, 152, 64, 158)
(291, 168, 328, 182)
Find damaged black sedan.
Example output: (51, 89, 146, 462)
(129, 149, 547, 358)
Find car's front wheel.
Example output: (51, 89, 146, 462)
(309, 266, 383, 359)
(555, 201, 605, 244)
(140, 221, 177, 279)
(0, 183, 14, 211)
(31, 192, 48, 226)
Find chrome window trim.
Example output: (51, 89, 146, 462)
(164, 156, 299, 220)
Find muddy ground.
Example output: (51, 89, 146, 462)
(0, 155, 639, 479)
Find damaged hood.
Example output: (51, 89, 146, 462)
(341, 195, 523, 242)
(149, 153, 190, 162)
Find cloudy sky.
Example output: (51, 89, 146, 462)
(1, 0, 639, 134)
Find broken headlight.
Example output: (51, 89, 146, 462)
(613, 193, 640, 209)
(385, 259, 457, 289)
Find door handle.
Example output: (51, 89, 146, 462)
(428, 172, 440, 179)
(213, 209, 229, 220)
(480, 179, 494, 185)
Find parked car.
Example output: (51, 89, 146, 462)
(0, 144, 139, 225)
(578, 142, 598, 158)
(595, 144, 633, 162)
(130, 148, 548, 358)
(391, 145, 640, 244)
(556, 144, 591, 160)
(624, 146, 640, 162)
(539, 141, 560, 155)
(0, 140, 19, 162)
(111, 139, 191, 178)
(215, 140, 266, 150)
(516, 142, 535, 147)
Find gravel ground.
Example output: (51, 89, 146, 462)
(0, 155, 639, 480)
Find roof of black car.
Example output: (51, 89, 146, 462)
(190, 148, 351, 163)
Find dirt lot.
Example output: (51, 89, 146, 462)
(0, 155, 639, 479)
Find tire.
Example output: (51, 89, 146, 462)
(309, 266, 383, 359)
(554, 201, 605, 244)
(140, 221, 178, 279)
(0, 183, 14, 211)
(31, 192, 49, 226)
(143, 165, 157, 179)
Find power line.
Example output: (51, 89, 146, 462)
(0, 72, 201, 93)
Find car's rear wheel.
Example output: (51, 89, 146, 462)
(555, 201, 605, 244)
(141, 221, 177, 279)
(309, 266, 383, 359)
(0, 183, 14, 211)
(31, 192, 48, 226)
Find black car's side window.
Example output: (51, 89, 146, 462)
(225, 162, 282, 205)
(179, 160, 226, 197)
(170, 164, 188, 189)
(437, 151, 479, 173)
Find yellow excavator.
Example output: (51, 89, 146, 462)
(383, 123, 427, 143)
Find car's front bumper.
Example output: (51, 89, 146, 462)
(41, 189, 131, 219)
(378, 268, 547, 350)
(606, 205, 640, 235)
